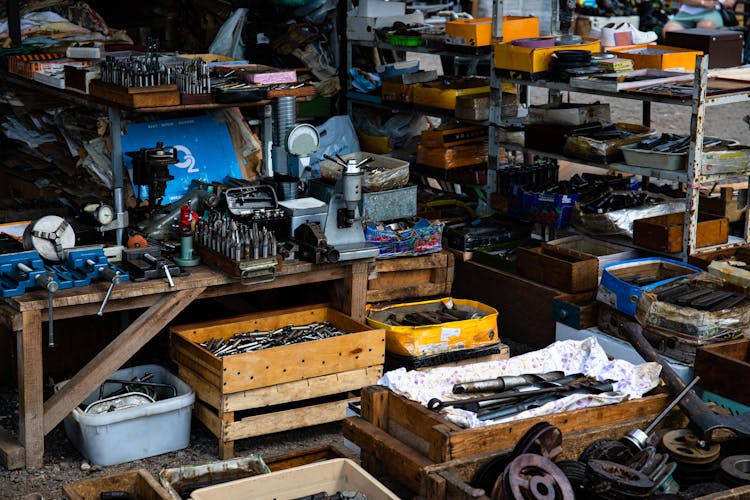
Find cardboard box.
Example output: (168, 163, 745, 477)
(417, 143, 488, 169)
(347, 12, 425, 41)
(494, 37, 601, 77)
(500, 16, 541, 42)
(446, 17, 493, 46)
(381, 80, 416, 102)
(191, 459, 400, 500)
(412, 77, 489, 109)
(358, 0, 405, 17)
(606, 44, 702, 71)
(633, 212, 728, 253)
(526, 102, 610, 125)
(420, 125, 488, 148)
(517, 246, 599, 293)
(664, 28, 744, 68)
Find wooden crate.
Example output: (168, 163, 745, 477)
(695, 339, 750, 406)
(170, 304, 385, 458)
(689, 245, 750, 270)
(633, 212, 728, 253)
(343, 385, 674, 494)
(367, 251, 454, 303)
(701, 187, 747, 223)
(63, 468, 171, 500)
(516, 246, 598, 293)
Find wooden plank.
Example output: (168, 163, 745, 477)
(220, 411, 235, 459)
(333, 259, 369, 322)
(43, 287, 205, 434)
(193, 399, 222, 438)
(264, 445, 348, 472)
(17, 310, 43, 469)
(176, 364, 222, 410)
(343, 416, 435, 493)
(367, 283, 452, 303)
(0, 426, 24, 470)
(171, 343, 222, 389)
(0, 303, 22, 331)
(361, 385, 390, 431)
(453, 261, 564, 347)
(375, 252, 448, 272)
(223, 366, 382, 412)
(444, 391, 671, 460)
(224, 396, 358, 440)
(221, 329, 383, 393)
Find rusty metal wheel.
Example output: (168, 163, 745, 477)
(662, 429, 721, 465)
(492, 454, 575, 500)
(512, 422, 564, 461)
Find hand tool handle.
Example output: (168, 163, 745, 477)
(48, 290, 54, 348)
(163, 265, 175, 287)
(644, 375, 700, 435)
(97, 278, 116, 316)
(143, 253, 157, 264)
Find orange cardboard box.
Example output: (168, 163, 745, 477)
(607, 44, 702, 71)
(494, 37, 601, 74)
(446, 16, 539, 46)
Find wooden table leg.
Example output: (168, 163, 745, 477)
(17, 310, 43, 469)
(333, 260, 369, 322)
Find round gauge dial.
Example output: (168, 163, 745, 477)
(96, 204, 114, 225)
(286, 123, 320, 157)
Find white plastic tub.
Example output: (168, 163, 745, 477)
(55, 364, 195, 466)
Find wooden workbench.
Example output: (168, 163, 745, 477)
(0, 259, 371, 470)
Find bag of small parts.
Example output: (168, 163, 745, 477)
(54, 364, 194, 466)
(365, 218, 444, 258)
(636, 274, 750, 342)
(366, 297, 499, 357)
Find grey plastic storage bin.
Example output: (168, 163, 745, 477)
(55, 364, 195, 466)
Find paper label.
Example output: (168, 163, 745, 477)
(441, 327, 461, 341)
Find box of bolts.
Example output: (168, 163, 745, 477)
(635, 275, 749, 346)
(509, 184, 580, 228)
(169, 305, 385, 395)
(563, 122, 656, 163)
(572, 190, 686, 237)
(444, 218, 531, 252)
(621, 134, 735, 171)
(194, 212, 279, 284)
(366, 297, 498, 356)
(54, 364, 195, 466)
(319, 152, 410, 192)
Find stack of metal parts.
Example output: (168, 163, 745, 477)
(655, 280, 750, 312)
(385, 304, 486, 326)
(196, 213, 277, 261)
(471, 421, 750, 499)
(200, 321, 349, 357)
(82, 372, 177, 415)
(291, 493, 366, 500)
(101, 53, 211, 94)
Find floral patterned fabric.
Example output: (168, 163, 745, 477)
(377, 337, 661, 428)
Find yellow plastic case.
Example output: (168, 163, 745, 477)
(366, 297, 499, 357)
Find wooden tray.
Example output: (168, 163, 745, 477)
(517, 246, 598, 293)
(633, 212, 728, 253)
(367, 250, 454, 303)
(89, 80, 180, 108)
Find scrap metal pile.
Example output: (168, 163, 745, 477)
(200, 321, 349, 357)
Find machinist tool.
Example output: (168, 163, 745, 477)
(427, 373, 590, 412)
(199, 321, 348, 357)
(0, 250, 59, 346)
(47, 245, 130, 316)
(620, 375, 700, 451)
(622, 322, 750, 442)
(122, 246, 184, 285)
(294, 221, 339, 264)
(453, 370, 564, 394)
(126, 142, 179, 216)
(196, 214, 278, 261)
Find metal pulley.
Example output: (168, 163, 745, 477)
(493, 454, 575, 500)
(23, 215, 76, 262)
(661, 429, 721, 465)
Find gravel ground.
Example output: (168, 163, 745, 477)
(1, 92, 749, 499)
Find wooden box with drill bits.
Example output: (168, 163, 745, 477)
(169, 304, 385, 458)
(343, 386, 675, 495)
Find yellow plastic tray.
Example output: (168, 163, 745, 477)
(366, 297, 499, 357)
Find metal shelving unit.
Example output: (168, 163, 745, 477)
(487, 0, 750, 261)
